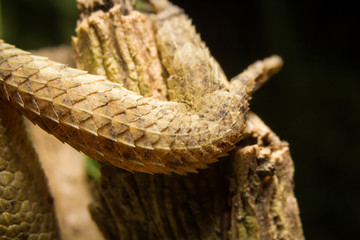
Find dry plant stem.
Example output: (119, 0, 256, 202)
(0, 103, 59, 239)
(74, 1, 303, 239)
(72, 0, 283, 174)
(73, 4, 168, 100)
(90, 113, 304, 240)
(229, 113, 303, 240)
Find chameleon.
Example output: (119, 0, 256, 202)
(0, 0, 282, 175)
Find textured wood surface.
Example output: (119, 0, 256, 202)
(89, 113, 304, 239)
(73, 1, 303, 239)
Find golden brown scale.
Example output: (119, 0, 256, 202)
(0, 1, 282, 175)
(0, 46, 281, 176)
(0, 103, 59, 239)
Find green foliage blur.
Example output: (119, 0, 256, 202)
(1, 0, 359, 239)
(0, 0, 77, 49)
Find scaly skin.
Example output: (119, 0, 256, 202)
(0, 1, 284, 238)
(0, 103, 59, 239)
(0, 40, 281, 175)
(0, 2, 282, 175)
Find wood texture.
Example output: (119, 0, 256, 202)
(89, 113, 304, 239)
(73, 1, 303, 239)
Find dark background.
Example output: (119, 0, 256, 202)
(1, 0, 359, 239)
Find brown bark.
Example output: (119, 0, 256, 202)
(71, 0, 304, 239)
(89, 112, 304, 240)
(24, 1, 303, 239)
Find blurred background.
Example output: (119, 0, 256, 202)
(1, 0, 359, 239)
